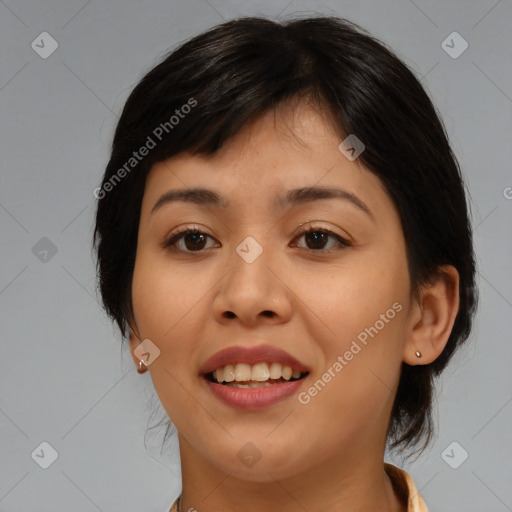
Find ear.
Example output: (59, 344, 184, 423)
(403, 265, 460, 365)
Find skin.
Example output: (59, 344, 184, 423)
(128, 98, 460, 512)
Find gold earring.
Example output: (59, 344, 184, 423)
(137, 359, 148, 374)
(415, 351, 422, 358)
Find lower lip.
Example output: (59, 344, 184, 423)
(204, 377, 306, 410)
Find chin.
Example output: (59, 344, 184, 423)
(206, 443, 308, 483)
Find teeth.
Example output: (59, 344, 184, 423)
(251, 362, 270, 381)
(224, 364, 235, 382)
(225, 381, 275, 388)
(210, 362, 305, 384)
(234, 363, 252, 381)
(282, 366, 292, 380)
(269, 362, 282, 379)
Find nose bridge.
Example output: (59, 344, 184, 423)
(214, 230, 291, 322)
(228, 232, 271, 293)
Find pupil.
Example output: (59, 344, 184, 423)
(185, 232, 206, 250)
(306, 231, 327, 249)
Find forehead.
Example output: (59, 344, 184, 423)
(141, 101, 395, 221)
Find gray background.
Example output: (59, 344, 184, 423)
(1, 1, 511, 511)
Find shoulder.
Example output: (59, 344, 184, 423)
(167, 495, 180, 512)
(385, 463, 429, 512)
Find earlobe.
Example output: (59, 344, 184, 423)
(403, 265, 460, 366)
(128, 320, 147, 373)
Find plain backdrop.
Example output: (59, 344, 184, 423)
(1, 1, 511, 511)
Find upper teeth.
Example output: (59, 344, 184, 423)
(212, 362, 303, 383)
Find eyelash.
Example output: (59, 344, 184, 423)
(162, 224, 351, 254)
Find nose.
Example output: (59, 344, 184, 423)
(212, 239, 293, 327)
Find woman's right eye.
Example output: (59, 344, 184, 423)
(162, 228, 219, 253)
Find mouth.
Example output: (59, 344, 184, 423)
(204, 362, 309, 388)
(200, 344, 311, 409)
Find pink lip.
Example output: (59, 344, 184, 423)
(204, 378, 307, 410)
(199, 344, 310, 375)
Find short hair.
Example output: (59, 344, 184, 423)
(93, 16, 478, 455)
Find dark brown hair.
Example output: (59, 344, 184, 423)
(93, 16, 478, 455)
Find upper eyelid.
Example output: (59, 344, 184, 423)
(166, 223, 345, 240)
(292, 221, 351, 244)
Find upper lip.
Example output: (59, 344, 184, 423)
(200, 344, 310, 376)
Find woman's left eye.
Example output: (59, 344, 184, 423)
(292, 227, 351, 252)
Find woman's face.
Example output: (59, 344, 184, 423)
(130, 100, 416, 481)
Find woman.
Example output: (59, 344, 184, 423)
(93, 16, 477, 512)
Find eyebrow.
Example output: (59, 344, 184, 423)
(150, 186, 374, 220)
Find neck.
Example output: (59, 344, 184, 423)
(177, 435, 405, 512)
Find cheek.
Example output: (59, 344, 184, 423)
(296, 249, 409, 416)
(131, 251, 210, 425)
(130, 250, 203, 380)
(298, 249, 409, 350)
(131, 250, 207, 340)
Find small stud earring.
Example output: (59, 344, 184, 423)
(415, 351, 422, 358)
(137, 359, 148, 374)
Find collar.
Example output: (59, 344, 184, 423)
(385, 463, 429, 511)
